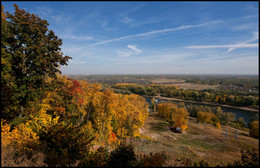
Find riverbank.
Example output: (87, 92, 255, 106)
(148, 95, 259, 113)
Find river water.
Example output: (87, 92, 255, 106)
(145, 97, 258, 125)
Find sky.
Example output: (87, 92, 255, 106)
(2, 1, 259, 75)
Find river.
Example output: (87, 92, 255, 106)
(145, 96, 258, 125)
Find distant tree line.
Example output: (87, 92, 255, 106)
(112, 83, 259, 108)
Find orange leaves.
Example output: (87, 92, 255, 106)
(108, 132, 119, 150)
(78, 98, 84, 106)
(216, 122, 221, 129)
(55, 106, 66, 115)
(108, 132, 117, 143)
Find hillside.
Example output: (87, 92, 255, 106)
(128, 112, 259, 166)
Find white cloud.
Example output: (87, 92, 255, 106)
(69, 59, 86, 64)
(241, 15, 257, 20)
(121, 16, 133, 24)
(186, 32, 259, 54)
(117, 45, 142, 57)
(34, 6, 54, 18)
(186, 43, 258, 49)
(231, 23, 256, 31)
(61, 34, 93, 41)
(225, 32, 258, 54)
(116, 50, 132, 58)
(51, 13, 72, 24)
(83, 20, 222, 48)
(127, 45, 142, 54)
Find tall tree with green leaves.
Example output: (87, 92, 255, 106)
(1, 4, 71, 120)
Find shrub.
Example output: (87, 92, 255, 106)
(78, 147, 110, 167)
(228, 148, 259, 167)
(234, 118, 247, 128)
(108, 143, 137, 167)
(139, 152, 167, 167)
(249, 121, 259, 138)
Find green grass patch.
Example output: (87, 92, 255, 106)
(150, 121, 170, 132)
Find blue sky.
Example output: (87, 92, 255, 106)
(2, 1, 259, 74)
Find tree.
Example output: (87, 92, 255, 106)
(235, 118, 246, 128)
(170, 107, 189, 131)
(158, 102, 189, 132)
(1, 5, 15, 120)
(249, 121, 259, 138)
(1, 4, 71, 120)
(151, 97, 156, 112)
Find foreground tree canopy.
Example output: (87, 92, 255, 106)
(1, 4, 71, 120)
(1, 4, 150, 166)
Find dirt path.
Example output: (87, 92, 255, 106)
(133, 112, 259, 166)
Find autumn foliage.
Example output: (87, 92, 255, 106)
(1, 5, 149, 164)
(249, 121, 259, 138)
(157, 102, 189, 132)
(1, 73, 149, 166)
(197, 111, 221, 129)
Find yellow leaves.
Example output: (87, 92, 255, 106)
(250, 121, 259, 138)
(1, 119, 39, 152)
(114, 83, 138, 87)
(158, 103, 189, 131)
(28, 104, 60, 134)
(44, 74, 53, 83)
(197, 111, 221, 129)
(170, 107, 189, 131)
(197, 111, 214, 123)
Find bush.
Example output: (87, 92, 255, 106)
(249, 121, 259, 138)
(139, 152, 167, 167)
(228, 148, 259, 167)
(234, 118, 247, 128)
(108, 143, 137, 167)
(193, 159, 209, 167)
(78, 147, 110, 167)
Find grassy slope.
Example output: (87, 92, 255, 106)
(128, 112, 259, 166)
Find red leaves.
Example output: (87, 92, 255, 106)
(111, 132, 116, 140)
(68, 78, 83, 95)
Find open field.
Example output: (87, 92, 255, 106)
(127, 112, 259, 166)
(174, 83, 220, 90)
(150, 78, 219, 90)
(150, 78, 186, 84)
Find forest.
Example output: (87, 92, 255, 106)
(1, 4, 259, 167)
(112, 83, 259, 109)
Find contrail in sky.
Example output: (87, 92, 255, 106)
(83, 20, 222, 48)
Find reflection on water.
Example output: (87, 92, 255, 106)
(145, 97, 258, 125)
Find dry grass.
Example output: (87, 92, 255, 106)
(150, 78, 185, 84)
(130, 112, 259, 166)
(150, 77, 219, 90)
(174, 83, 219, 90)
(1, 146, 47, 167)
